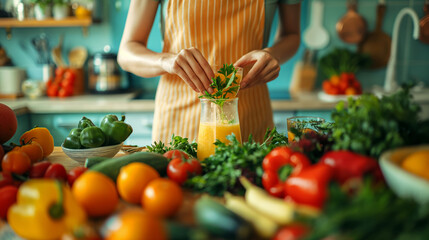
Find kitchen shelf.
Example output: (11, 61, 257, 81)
(0, 17, 92, 39)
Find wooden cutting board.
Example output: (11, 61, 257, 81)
(0, 147, 203, 239)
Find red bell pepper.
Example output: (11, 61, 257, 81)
(262, 146, 311, 198)
(320, 150, 379, 184)
(284, 163, 333, 209)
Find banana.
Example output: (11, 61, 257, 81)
(240, 177, 295, 225)
(224, 192, 278, 239)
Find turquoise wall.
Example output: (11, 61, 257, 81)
(1, 0, 428, 99)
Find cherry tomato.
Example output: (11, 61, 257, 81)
(47, 83, 60, 97)
(0, 172, 13, 188)
(163, 149, 190, 160)
(55, 67, 66, 77)
(58, 87, 73, 98)
(64, 69, 76, 82)
(2, 151, 32, 175)
(273, 224, 309, 240)
(67, 166, 87, 187)
(61, 76, 75, 89)
(44, 163, 67, 182)
(29, 161, 52, 178)
(167, 157, 202, 185)
(0, 185, 18, 219)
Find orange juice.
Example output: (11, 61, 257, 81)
(197, 122, 242, 161)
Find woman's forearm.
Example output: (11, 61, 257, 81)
(264, 33, 300, 64)
(118, 41, 171, 78)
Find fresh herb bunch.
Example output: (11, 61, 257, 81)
(319, 48, 371, 78)
(146, 135, 198, 158)
(185, 128, 288, 196)
(303, 179, 429, 240)
(331, 86, 429, 158)
(289, 122, 334, 164)
(199, 64, 239, 106)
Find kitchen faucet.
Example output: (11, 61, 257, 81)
(384, 8, 420, 93)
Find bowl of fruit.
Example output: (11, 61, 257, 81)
(379, 145, 429, 204)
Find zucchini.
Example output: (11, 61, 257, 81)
(84, 156, 110, 168)
(194, 196, 253, 240)
(89, 152, 169, 181)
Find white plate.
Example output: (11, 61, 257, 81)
(317, 91, 361, 102)
(62, 142, 123, 163)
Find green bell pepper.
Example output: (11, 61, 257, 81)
(78, 116, 95, 130)
(62, 128, 82, 149)
(100, 114, 133, 145)
(80, 126, 106, 148)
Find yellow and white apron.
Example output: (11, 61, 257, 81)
(153, 0, 274, 144)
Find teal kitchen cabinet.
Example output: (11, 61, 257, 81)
(123, 112, 154, 146)
(273, 111, 296, 135)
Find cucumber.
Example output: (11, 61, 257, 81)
(194, 196, 253, 240)
(89, 152, 169, 181)
(84, 156, 110, 168)
(166, 221, 210, 240)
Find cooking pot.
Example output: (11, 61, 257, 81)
(0, 66, 26, 96)
(88, 46, 126, 93)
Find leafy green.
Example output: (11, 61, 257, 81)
(330, 87, 429, 158)
(146, 135, 198, 158)
(319, 48, 370, 78)
(185, 128, 288, 196)
(303, 179, 429, 240)
(199, 64, 240, 107)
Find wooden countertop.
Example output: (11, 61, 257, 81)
(0, 147, 202, 239)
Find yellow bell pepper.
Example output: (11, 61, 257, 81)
(8, 179, 87, 240)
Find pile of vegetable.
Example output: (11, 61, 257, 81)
(320, 48, 370, 95)
(62, 114, 133, 149)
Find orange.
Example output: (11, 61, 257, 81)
(117, 163, 160, 204)
(141, 178, 183, 218)
(401, 150, 429, 181)
(104, 208, 167, 240)
(13, 141, 44, 163)
(20, 127, 54, 158)
(72, 171, 119, 217)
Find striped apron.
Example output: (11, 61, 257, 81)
(152, 0, 274, 144)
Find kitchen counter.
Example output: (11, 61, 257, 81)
(1, 92, 339, 114)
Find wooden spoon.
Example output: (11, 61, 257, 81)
(336, 0, 367, 44)
(51, 34, 66, 67)
(359, 0, 391, 69)
(68, 47, 88, 68)
(419, 0, 429, 44)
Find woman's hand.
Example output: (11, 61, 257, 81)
(161, 47, 214, 94)
(234, 49, 280, 90)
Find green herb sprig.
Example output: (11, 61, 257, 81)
(146, 135, 198, 158)
(199, 63, 240, 107)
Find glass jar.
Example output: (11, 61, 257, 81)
(197, 98, 241, 161)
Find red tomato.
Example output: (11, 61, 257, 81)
(64, 69, 76, 82)
(167, 157, 202, 185)
(0, 172, 13, 188)
(0, 185, 18, 219)
(60, 76, 75, 89)
(2, 151, 32, 175)
(44, 163, 67, 182)
(47, 83, 60, 97)
(67, 166, 87, 187)
(29, 161, 52, 178)
(0, 103, 17, 144)
(55, 67, 66, 77)
(273, 224, 309, 240)
(163, 150, 190, 160)
(322, 80, 340, 95)
(58, 87, 73, 98)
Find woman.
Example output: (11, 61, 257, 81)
(118, 0, 301, 144)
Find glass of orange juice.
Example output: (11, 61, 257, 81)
(287, 116, 325, 142)
(197, 98, 241, 161)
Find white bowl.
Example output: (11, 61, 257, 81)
(379, 145, 429, 204)
(61, 143, 123, 163)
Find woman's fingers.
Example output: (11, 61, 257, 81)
(175, 48, 214, 93)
